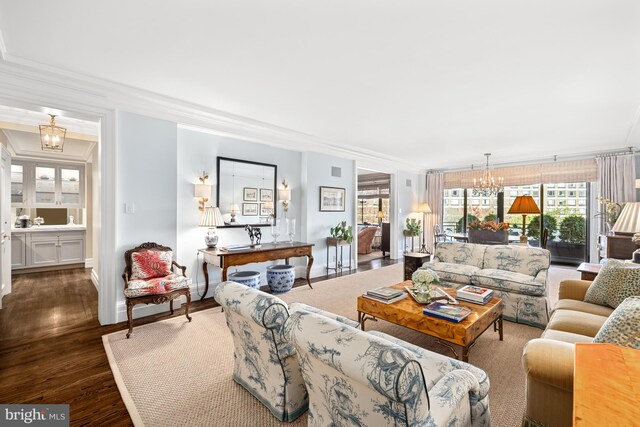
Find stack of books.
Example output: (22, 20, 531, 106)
(456, 285, 494, 305)
(423, 302, 472, 323)
(362, 287, 408, 304)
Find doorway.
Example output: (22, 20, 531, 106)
(356, 169, 391, 266)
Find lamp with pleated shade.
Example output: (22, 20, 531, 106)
(200, 207, 224, 248)
(611, 202, 640, 236)
(507, 195, 541, 244)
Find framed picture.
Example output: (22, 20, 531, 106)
(260, 203, 274, 216)
(260, 188, 273, 202)
(243, 187, 258, 201)
(319, 186, 346, 212)
(242, 203, 258, 216)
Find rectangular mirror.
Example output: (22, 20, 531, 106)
(216, 157, 277, 227)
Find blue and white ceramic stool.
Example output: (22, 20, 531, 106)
(227, 271, 261, 289)
(266, 265, 295, 293)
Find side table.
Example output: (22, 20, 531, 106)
(404, 252, 431, 280)
(576, 262, 601, 281)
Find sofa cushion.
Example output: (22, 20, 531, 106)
(584, 259, 640, 309)
(432, 242, 487, 268)
(553, 299, 614, 318)
(541, 329, 594, 344)
(483, 245, 550, 277)
(124, 273, 191, 297)
(421, 262, 479, 285)
(472, 269, 544, 296)
(593, 296, 640, 349)
(547, 309, 609, 338)
(130, 250, 173, 280)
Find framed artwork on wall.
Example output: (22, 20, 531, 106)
(243, 187, 258, 201)
(260, 188, 273, 202)
(319, 186, 346, 212)
(260, 203, 273, 216)
(243, 203, 258, 216)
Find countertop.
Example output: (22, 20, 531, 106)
(12, 225, 86, 233)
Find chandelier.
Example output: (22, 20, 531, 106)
(39, 114, 66, 152)
(472, 153, 504, 196)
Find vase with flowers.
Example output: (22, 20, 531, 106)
(595, 196, 623, 235)
(468, 220, 510, 244)
(411, 268, 440, 297)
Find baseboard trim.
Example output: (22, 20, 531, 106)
(12, 263, 85, 275)
(91, 269, 100, 290)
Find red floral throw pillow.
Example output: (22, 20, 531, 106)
(131, 250, 173, 280)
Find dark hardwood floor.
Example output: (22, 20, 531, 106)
(0, 257, 399, 426)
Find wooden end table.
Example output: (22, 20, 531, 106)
(577, 262, 601, 281)
(404, 252, 431, 280)
(357, 281, 503, 362)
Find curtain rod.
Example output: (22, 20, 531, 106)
(434, 146, 636, 173)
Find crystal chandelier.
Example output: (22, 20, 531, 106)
(472, 153, 504, 196)
(39, 114, 66, 152)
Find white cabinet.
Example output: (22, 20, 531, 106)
(11, 160, 84, 208)
(11, 234, 26, 268)
(12, 230, 86, 270)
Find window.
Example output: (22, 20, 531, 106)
(547, 190, 555, 197)
(443, 188, 465, 233)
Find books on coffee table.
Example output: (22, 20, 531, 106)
(456, 285, 493, 305)
(366, 286, 404, 299)
(423, 302, 472, 323)
(362, 292, 408, 304)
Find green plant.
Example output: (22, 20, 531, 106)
(329, 221, 354, 243)
(483, 214, 498, 223)
(405, 218, 421, 236)
(455, 214, 479, 232)
(527, 214, 558, 240)
(559, 215, 586, 244)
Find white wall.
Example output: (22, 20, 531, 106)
(176, 128, 302, 298)
(301, 152, 356, 275)
(396, 171, 425, 255)
(115, 112, 177, 320)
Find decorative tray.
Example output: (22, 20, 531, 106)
(404, 286, 458, 305)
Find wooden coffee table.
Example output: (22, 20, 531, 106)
(357, 280, 503, 362)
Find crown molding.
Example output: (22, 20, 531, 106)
(0, 53, 425, 174)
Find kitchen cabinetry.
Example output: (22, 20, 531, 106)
(11, 228, 86, 270)
(11, 160, 84, 208)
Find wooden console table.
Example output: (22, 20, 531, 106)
(574, 343, 640, 426)
(198, 241, 314, 300)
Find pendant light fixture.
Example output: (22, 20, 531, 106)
(39, 114, 66, 152)
(472, 153, 504, 196)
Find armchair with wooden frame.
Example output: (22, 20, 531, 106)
(122, 242, 192, 338)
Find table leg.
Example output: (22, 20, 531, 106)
(222, 266, 228, 282)
(201, 261, 209, 301)
(326, 245, 329, 272)
(498, 315, 504, 341)
(358, 311, 364, 330)
(462, 346, 470, 363)
(306, 254, 314, 289)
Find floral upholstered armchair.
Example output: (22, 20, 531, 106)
(122, 242, 192, 338)
(284, 308, 492, 427)
(213, 281, 360, 422)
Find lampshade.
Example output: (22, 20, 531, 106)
(611, 202, 640, 235)
(507, 195, 541, 215)
(194, 183, 211, 198)
(278, 188, 291, 201)
(418, 203, 432, 213)
(39, 114, 66, 152)
(376, 210, 384, 219)
(636, 179, 640, 189)
(230, 204, 240, 213)
(199, 207, 224, 227)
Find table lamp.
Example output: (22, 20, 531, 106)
(507, 195, 541, 244)
(376, 210, 384, 226)
(229, 204, 240, 223)
(418, 202, 432, 253)
(200, 207, 224, 248)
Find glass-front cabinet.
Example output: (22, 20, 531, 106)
(11, 160, 84, 208)
(10, 163, 25, 206)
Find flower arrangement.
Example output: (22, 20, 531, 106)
(468, 220, 510, 231)
(412, 268, 440, 294)
(595, 196, 623, 226)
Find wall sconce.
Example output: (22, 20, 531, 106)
(278, 179, 292, 213)
(194, 171, 212, 212)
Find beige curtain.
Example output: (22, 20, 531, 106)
(597, 154, 636, 232)
(444, 159, 597, 189)
(425, 172, 444, 253)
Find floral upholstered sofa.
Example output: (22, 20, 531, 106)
(285, 308, 491, 426)
(421, 241, 551, 328)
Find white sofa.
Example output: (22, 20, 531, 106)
(422, 242, 551, 328)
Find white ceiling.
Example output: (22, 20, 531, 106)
(0, 0, 638, 169)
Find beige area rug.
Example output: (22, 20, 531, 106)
(103, 264, 580, 427)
